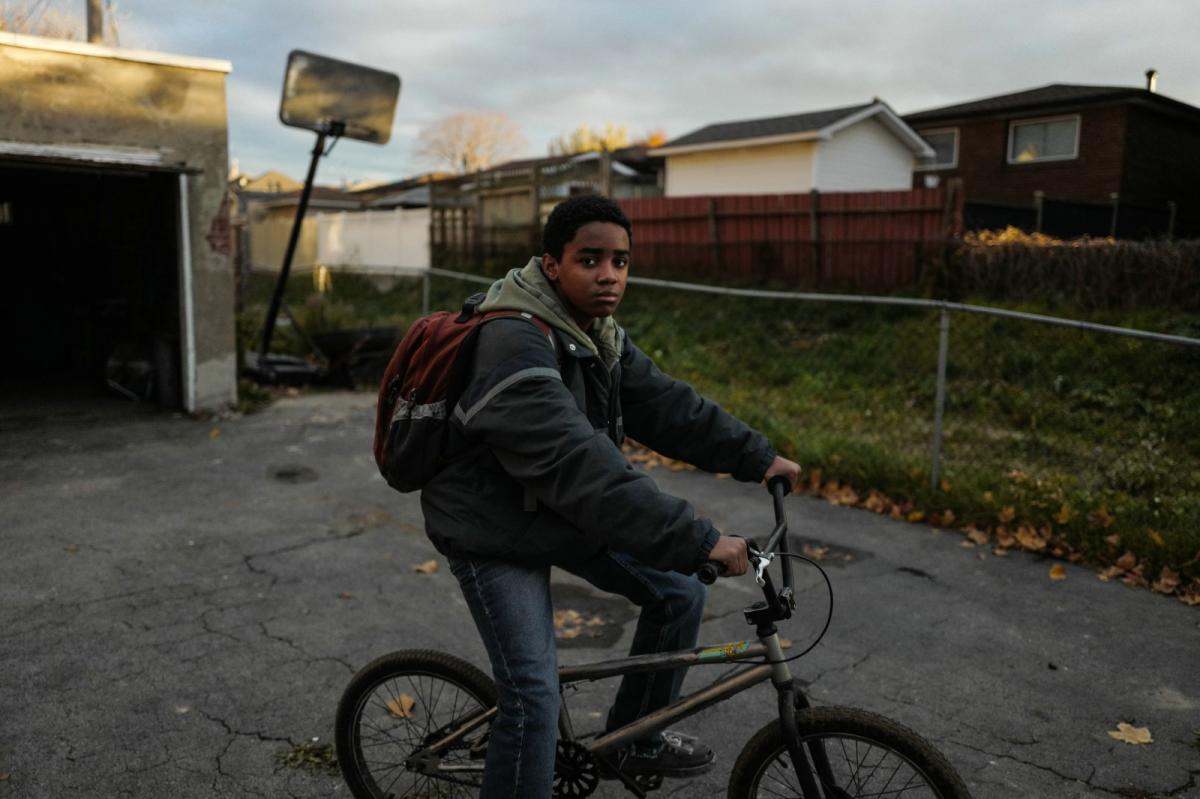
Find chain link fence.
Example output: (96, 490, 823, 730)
(244, 264, 1200, 598)
(412, 269, 1200, 593)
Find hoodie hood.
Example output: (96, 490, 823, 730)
(477, 257, 622, 367)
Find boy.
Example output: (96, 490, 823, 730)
(420, 195, 800, 797)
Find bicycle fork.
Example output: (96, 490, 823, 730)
(763, 630, 831, 799)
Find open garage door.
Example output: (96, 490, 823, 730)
(0, 161, 184, 415)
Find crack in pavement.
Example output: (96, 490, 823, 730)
(256, 620, 355, 675)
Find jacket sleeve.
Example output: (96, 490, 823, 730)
(455, 319, 719, 574)
(619, 334, 776, 482)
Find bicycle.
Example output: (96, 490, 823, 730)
(335, 477, 972, 798)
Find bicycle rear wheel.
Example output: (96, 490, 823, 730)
(728, 706, 970, 799)
(335, 649, 497, 799)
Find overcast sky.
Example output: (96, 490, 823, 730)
(104, 0, 1200, 185)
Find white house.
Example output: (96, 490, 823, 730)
(651, 101, 934, 197)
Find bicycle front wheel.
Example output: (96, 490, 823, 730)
(728, 706, 970, 799)
(335, 649, 497, 799)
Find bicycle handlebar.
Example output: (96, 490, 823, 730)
(696, 476, 792, 585)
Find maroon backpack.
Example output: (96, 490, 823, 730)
(373, 294, 554, 492)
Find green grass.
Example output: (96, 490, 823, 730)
(242, 269, 1200, 588)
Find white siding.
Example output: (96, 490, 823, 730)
(664, 141, 816, 196)
(815, 117, 915, 191)
(316, 208, 431, 273)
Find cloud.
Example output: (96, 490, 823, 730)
(112, 0, 1200, 182)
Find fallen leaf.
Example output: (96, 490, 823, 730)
(995, 527, 1015, 548)
(63, 543, 79, 554)
(1108, 723, 1152, 745)
(1015, 525, 1047, 552)
(1114, 552, 1138, 571)
(386, 694, 415, 719)
(960, 541, 976, 549)
(337, 591, 353, 600)
(412, 560, 439, 575)
(801, 544, 829, 560)
(1151, 567, 1181, 595)
(779, 638, 793, 650)
(992, 547, 1009, 557)
(906, 510, 925, 523)
(1148, 530, 1166, 548)
(1006, 469, 1026, 481)
(982, 491, 994, 504)
(889, 505, 904, 520)
(1049, 564, 1067, 581)
(210, 428, 221, 439)
(0, 773, 9, 782)
(941, 509, 956, 527)
(864, 491, 888, 513)
(1054, 504, 1073, 525)
(939, 479, 952, 493)
(1105, 533, 1121, 547)
(1088, 506, 1114, 529)
(997, 506, 1016, 524)
(965, 526, 990, 546)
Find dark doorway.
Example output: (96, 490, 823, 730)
(0, 162, 183, 415)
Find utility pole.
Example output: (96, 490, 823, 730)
(86, 0, 103, 43)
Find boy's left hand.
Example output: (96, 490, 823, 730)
(764, 455, 802, 490)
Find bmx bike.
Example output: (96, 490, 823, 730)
(335, 478, 971, 798)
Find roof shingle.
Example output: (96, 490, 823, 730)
(663, 102, 875, 149)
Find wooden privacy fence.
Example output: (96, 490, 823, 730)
(619, 186, 963, 290)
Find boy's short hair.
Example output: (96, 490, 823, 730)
(542, 195, 633, 260)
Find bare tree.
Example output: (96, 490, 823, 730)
(0, 0, 120, 44)
(416, 112, 525, 174)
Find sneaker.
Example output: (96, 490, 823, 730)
(618, 729, 715, 778)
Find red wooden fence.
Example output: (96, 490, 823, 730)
(619, 187, 963, 290)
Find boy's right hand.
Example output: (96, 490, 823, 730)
(709, 535, 749, 576)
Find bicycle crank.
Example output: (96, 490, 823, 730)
(553, 740, 600, 798)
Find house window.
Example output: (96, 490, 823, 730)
(915, 128, 957, 170)
(1008, 115, 1080, 163)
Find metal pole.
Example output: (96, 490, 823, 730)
(86, 0, 103, 42)
(1033, 190, 1045, 233)
(422, 271, 431, 316)
(1109, 192, 1120, 238)
(259, 130, 327, 358)
(930, 307, 951, 491)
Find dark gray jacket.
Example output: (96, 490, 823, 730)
(419, 259, 775, 573)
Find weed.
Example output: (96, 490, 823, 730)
(275, 740, 338, 776)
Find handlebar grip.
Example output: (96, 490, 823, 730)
(767, 475, 793, 498)
(696, 560, 728, 585)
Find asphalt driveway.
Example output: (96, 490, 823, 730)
(1, 391, 1196, 798)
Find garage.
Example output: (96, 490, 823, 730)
(1, 162, 183, 408)
(0, 31, 236, 416)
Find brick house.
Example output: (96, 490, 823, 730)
(903, 82, 1200, 238)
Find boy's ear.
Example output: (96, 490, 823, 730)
(542, 254, 560, 282)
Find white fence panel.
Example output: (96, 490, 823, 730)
(316, 208, 430, 274)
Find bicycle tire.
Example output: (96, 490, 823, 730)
(728, 706, 971, 799)
(335, 649, 497, 799)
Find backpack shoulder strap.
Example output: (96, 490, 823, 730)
(478, 310, 559, 363)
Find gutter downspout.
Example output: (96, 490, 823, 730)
(178, 174, 197, 413)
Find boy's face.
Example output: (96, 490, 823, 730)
(543, 221, 630, 328)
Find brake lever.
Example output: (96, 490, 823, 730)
(751, 552, 773, 587)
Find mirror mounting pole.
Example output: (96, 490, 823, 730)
(258, 126, 337, 362)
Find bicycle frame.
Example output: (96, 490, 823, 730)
(406, 479, 834, 797)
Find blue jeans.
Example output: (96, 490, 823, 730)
(449, 550, 707, 799)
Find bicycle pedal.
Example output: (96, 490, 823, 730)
(633, 773, 663, 791)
